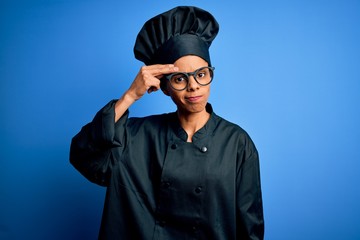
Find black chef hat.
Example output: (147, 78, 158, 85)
(134, 6, 219, 66)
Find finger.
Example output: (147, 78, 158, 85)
(147, 78, 161, 93)
(143, 64, 179, 77)
(147, 86, 159, 94)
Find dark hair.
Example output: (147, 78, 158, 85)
(160, 77, 167, 91)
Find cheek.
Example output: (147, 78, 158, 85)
(170, 92, 183, 103)
(168, 91, 185, 106)
(204, 85, 211, 97)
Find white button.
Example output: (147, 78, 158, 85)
(201, 146, 207, 153)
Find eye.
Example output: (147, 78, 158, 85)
(175, 77, 186, 83)
(171, 74, 187, 84)
(197, 71, 207, 79)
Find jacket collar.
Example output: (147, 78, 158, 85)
(170, 103, 219, 142)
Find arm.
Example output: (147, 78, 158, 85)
(70, 64, 179, 186)
(70, 100, 127, 186)
(114, 64, 179, 122)
(236, 136, 265, 240)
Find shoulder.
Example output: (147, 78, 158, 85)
(207, 103, 248, 136)
(213, 113, 247, 136)
(212, 112, 256, 147)
(214, 115, 259, 163)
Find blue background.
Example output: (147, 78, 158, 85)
(1, 0, 360, 239)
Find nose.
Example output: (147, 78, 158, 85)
(186, 75, 200, 91)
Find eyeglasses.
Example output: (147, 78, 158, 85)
(164, 66, 215, 91)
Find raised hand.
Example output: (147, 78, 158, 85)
(127, 64, 179, 101)
(114, 64, 178, 122)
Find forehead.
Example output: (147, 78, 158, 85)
(173, 55, 208, 71)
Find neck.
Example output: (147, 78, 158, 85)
(177, 108, 210, 142)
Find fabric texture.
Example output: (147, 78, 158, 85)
(70, 101, 264, 240)
(134, 6, 219, 65)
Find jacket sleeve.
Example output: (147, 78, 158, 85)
(236, 135, 265, 240)
(69, 100, 128, 186)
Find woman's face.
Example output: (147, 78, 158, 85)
(163, 55, 211, 116)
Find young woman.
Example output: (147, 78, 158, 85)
(70, 6, 264, 240)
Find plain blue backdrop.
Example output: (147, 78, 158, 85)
(1, 0, 360, 239)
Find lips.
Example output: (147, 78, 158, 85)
(185, 95, 202, 102)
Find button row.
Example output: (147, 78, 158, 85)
(170, 143, 208, 153)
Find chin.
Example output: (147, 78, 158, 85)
(180, 102, 207, 114)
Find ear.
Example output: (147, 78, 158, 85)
(160, 80, 171, 96)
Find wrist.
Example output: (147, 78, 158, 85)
(125, 89, 141, 102)
(121, 90, 137, 104)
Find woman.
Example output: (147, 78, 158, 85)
(70, 6, 264, 240)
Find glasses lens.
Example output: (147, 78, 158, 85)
(168, 67, 214, 91)
(170, 73, 188, 90)
(195, 67, 213, 85)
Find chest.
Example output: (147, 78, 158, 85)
(122, 129, 239, 205)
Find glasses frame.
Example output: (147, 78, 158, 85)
(164, 66, 215, 91)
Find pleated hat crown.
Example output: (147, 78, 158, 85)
(134, 6, 219, 66)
